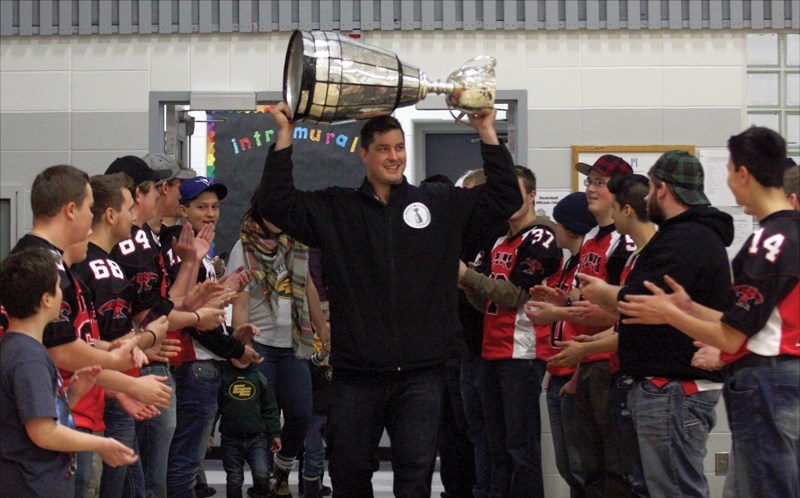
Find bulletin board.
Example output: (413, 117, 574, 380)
(208, 105, 364, 256)
(571, 145, 695, 191)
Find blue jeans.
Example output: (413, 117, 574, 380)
(483, 359, 545, 498)
(328, 367, 445, 498)
(167, 360, 222, 498)
(100, 397, 145, 498)
(254, 343, 312, 465)
(74, 427, 103, 498)
(303, 412, 328, 478)
(609, 374, 647, 497)
(724, 358, 799, 498)
(628, 379, 719, 498)
(136, 363, 176, 498)
(461, 352, 490, 498)
(546, 373, 585, 498)
(221, 433, 270, 496)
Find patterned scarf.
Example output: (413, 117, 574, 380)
(240, 217, 314, 359)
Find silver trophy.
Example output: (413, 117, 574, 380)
(283, 30, 496, 123)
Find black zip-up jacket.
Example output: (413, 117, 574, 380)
(618, 206, 734, 381)
(258, 142, 521, 373)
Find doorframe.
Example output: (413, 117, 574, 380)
(150, 90, 526, 178)
(412, 90, 527, 180)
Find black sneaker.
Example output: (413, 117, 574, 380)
(194, 483, 217, 497)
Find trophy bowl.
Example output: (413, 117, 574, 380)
(283, 30, 496, 123)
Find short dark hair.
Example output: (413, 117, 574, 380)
(31, 165, 90, 218)
(608, 174, 650, 222)
(514, 165, 536, 193)
(728, 126, 786, 188)
(421, 174, 454, 186)
(90, 173, 133, 226)
(360, 115, 404, 150)
(0, 248, 59, 319)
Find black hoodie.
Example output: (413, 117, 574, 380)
(618, 206, 734, 381)
(258, 142, 521, 374)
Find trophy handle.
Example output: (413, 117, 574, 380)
(445, 56, 497, 113)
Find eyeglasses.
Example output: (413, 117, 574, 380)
(583, 178, 609, 188)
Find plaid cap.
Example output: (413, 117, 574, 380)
(575, 154, 633, 178)
(179, 176, 228, 204)
(142, 153, 196, 181)
(649, 150, 710, 206)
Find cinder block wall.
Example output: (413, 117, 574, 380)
(1, 29, 741, 496)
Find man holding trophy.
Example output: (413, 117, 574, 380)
(255, 29, 521, 498)
(256, 31, 521, 496)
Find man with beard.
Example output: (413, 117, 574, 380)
(583, 151, 733, 497)
(620, 129, 799, 497)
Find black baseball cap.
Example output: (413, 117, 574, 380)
(106, 156, 172, 186)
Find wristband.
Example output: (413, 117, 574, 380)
(193, 311, 201, 326)
(144, 329, 158, 349)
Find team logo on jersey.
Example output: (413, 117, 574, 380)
(133, 272, 159, 292)
(229, 380, 256, 400)
(733, 285, 764, 311)
(493, 251, 513, 270)
(98, 298, 130, 320)
(473, 251, 486, 269)
(75, 317, 98, 344)
(402, 203, 431, 229)
(55, 302, 72, 324)
(580, 252, 602, 274)
(520, 258, 544, 276)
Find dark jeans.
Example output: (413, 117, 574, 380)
(136, 363, 177, 498)
(221, 433, 270, 497)
(609, 374, 647, 498)
(167, 360, 221, 498)
(461, 352, 490, 498)
(254, 343, 313, 465)
(328, 367, 445, 498)
(100, 397, 145, 498)
(724, 358, 799, 498)
(574, 360, 628, 498)
(483, 358, 545, 498)
(74, 427, 103, 498)
(546, 373, 585, 498)
(302, 412, 328, 478)
(629, 379, 718, 498)
(434, 360, 476, 498)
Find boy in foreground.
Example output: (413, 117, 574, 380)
(0, 248, 137, 497)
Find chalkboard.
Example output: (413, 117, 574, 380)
(209, 106, 365, 256)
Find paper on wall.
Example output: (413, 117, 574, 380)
(698, 148, 737, 208)
(536, 189, 573, 220)
(729, 213, 756, 259)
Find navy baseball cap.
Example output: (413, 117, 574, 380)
(179, 176, 228, 204)
(106, 156, 172, 186)
(575, 154, 633, 178)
